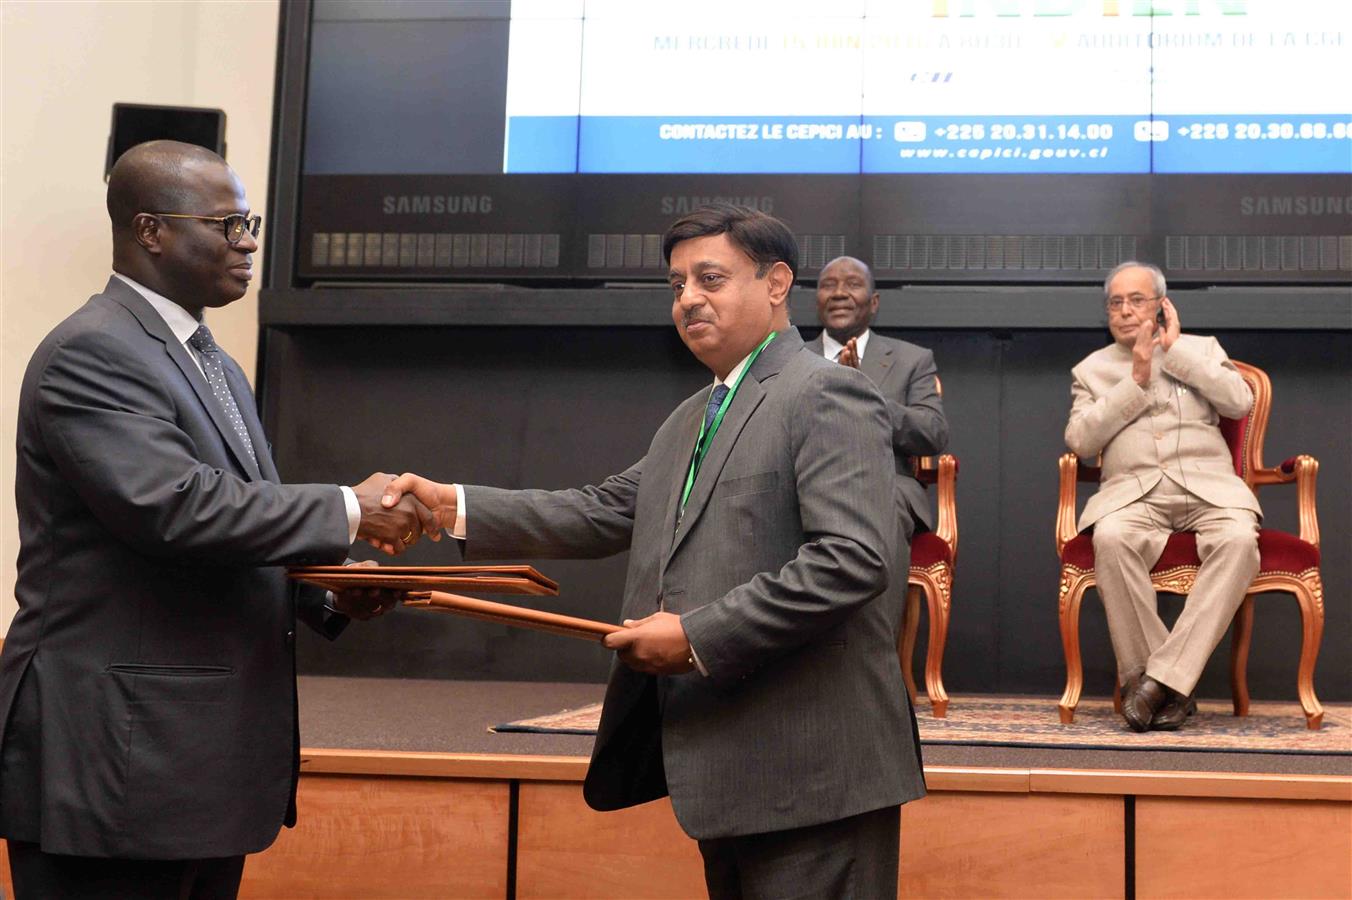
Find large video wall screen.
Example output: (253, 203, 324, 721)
(307, 0, 1352, 177)
(296, 0, 1352, 283)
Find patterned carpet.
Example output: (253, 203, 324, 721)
(495, 694, 1352, 755)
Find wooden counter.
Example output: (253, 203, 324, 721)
(232, 677, 1351, 898)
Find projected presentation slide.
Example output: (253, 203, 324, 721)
(503, 0, 1352, 175)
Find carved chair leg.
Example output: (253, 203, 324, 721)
(1058, 569, 1090, 724)
(1229, 595, 1255, 718)
(899, 582, 921, 706)
(1294, 572, 1325, 730)
(924, 569, 951, 719)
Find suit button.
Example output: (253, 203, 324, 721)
(285, 630, 295, 647)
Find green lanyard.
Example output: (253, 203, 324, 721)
(680, 332, 776, 511)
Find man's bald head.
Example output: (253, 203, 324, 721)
(107, 140, 256, 315)
(815, 255, 879, 343)
(107, 140, 228, 235)
(820, 256, 875, 294)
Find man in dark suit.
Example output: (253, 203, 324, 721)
(0, 141, 426, 898)
(385, 205, 926, 898)
(806, 255, 948, 541)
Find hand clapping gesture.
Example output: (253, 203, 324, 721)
(836, 336, 861, 369)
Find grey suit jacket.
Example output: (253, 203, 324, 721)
(805, 331, 948, 531)
(463, 328, 926, 840)
(0, 278, 350, 859)
(1065, 333, 1261, 530)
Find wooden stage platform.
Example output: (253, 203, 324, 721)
(247, 678, 1349, 899)
(3, 676, 1348, 898)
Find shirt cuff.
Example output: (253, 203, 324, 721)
(340, 485, 361, 544)
(449, 483, 467, 539)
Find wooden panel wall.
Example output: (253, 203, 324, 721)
(900, 792, 1124, 899)
(239, 775, 510, 899)
(7, 775, 1349, 899)
(513, 783, 1126, 899)
(1136, 796, 1352, 899)
(516, 784, 705, 899)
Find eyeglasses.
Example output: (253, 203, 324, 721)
(1106, 294, 1161, 312)
(145, 212, 262, 246)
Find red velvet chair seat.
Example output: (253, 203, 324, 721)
(1061, 528, 1318, 576)
(911, 531, 953, 568)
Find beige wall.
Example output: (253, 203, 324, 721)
(0, 0, 280, 632)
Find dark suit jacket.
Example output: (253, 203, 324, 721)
(0, 277, 350, 859)
(805, 332, 948, 531)
(462, 329, 926, 840)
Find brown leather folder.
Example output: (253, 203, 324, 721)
(403, 591, 621, 642)
(287, 565, 558, 596)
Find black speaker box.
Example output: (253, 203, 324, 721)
(105, 103, 226, 178)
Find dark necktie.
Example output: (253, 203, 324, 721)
(704, 384, 730, 432)
(188, 324, 258, 466)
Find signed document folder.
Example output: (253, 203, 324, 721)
(286, 565, 618, 642)
(286, 564, 559, 595)
(403, 591, 621, 642)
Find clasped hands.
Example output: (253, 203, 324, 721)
(1132, 297, 1181, 387)
(368, 474, 697, 674)
(350, 471, 442, 555)
(326, 472, 441, 621)
(836, 336, 862, 369)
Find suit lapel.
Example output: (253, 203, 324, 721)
(103, 279, 264, 482)
(861, 334, 894, 385)
(661, 399, 705, 549)
(666, 328, 801, 562)
(668, 377, 767, 560)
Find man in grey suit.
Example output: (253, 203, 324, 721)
(806, 255, 949, 541)
(1065, 261, 1260, 733)
(0, 141, 425, 898)
(385, 205, 925, 897)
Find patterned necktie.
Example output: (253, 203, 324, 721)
(188, 324, 257, 466)
(704, 384, 730, 432)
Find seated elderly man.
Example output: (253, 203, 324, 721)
(1065, 261, 1260, 732)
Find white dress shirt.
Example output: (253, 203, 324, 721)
(820, 327, 871, 364)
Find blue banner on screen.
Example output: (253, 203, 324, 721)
(1151, 116, 1352, 173)
(506, 114, 1351, 175)
(305, 2, 1352, 179)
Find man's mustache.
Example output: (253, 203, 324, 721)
(682, 312, 714, 328)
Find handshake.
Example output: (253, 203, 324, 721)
(346, 472, 692, 672)
(350, 472, 459, 555)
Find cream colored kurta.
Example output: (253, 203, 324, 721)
(1066, 333, 1260, 530)
(1065, 333, 1262, 695)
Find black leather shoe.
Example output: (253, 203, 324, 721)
(1122, 676, 1167, 732)
(1151, 690, 1197, 731)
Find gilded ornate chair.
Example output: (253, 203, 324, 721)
(1055, 361, 1325, 729)
(901, 378, 957, 718)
